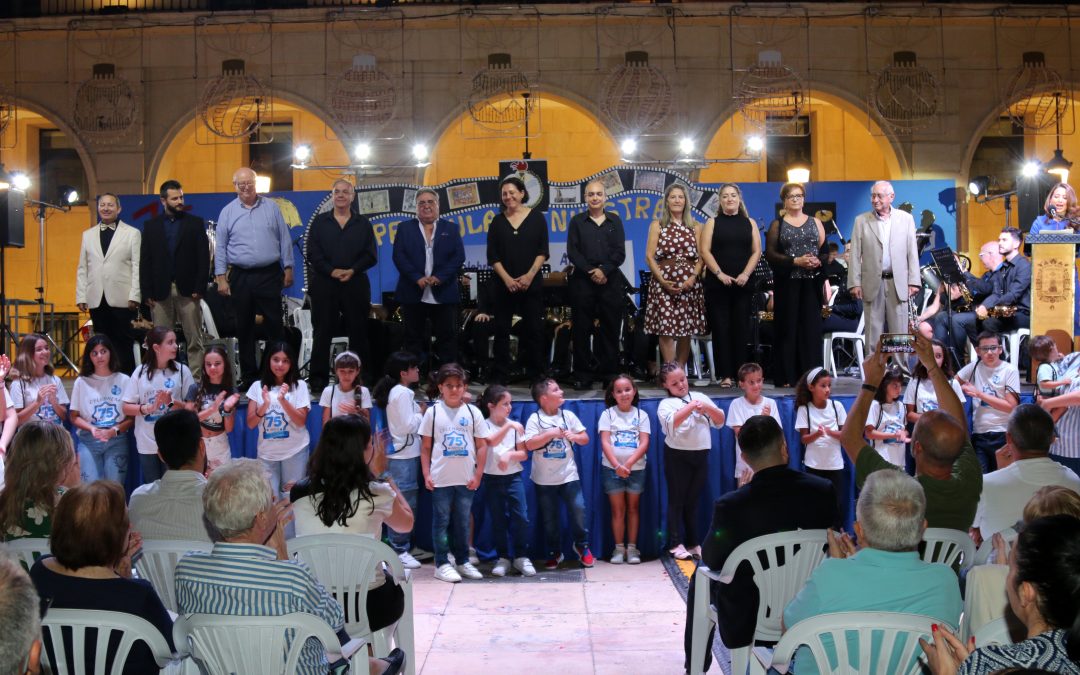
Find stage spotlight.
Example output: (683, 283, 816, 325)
(746, 135, 765, 153)
(620, 138, 638, 156)
(968, 175, 990, 197)
(254, 174, 271, 194)
(1020, 161, 1041, 179)
(60, 185, 80, 205)
(354, 142, 372, 163)
(11, 172, 30, 191)
(293, 145, 312, 164)
(678, 137, 696, 155)
(412, 143, 429, 162)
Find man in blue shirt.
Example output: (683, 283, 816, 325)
(214, 167, 294, 386)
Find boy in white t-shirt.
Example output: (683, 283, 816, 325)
(1030, 335, 1071, 423)
(523, 379, 593, 570)
(725, 363, 782, 486)
(957, 331, 1021, 473)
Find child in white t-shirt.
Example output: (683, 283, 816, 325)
(70, 335, 132, 484)
(725, 362, 782, 486)
(421, 363, 489, 584)
(10, 333, 69, 428)
(794, 367, 847, 524)
(245, 342, 310, 498)
(598, 375, 650, 565)
(865, 369, 909, 468)
(524, 378, 592, 570)
(479, 384, 533, 577)
(185, 344, 240, 475)
(1030, 335, 1071, 423)
(904, 338, 965, 427)
(957, 331, 1020, 472)
(319, 351, 372, 424)
(121, 327, 194, 484)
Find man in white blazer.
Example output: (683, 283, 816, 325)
(847, 181, 920, 358)
(76, 193, 142, 373)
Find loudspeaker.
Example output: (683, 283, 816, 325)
(1017, 173, 1057, 233)
(0, 190, 25, 248)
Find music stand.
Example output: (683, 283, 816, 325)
(929, 247, 968, 369)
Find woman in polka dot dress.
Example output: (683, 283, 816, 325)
(644, 183, 707, 367)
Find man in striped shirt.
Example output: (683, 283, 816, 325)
(175, 459, 405, 675)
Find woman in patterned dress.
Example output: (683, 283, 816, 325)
(644, 184, 707, 367)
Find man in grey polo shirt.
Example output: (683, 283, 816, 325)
(214, 167, 294, 386)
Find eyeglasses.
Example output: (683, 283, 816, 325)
(234, 181, 255, 188)
(976, 345, 1001, 353)
(786, 194, 805, 201)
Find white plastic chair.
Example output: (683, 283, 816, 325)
(973, 617, 1013, 647)
(822, 313, 866, 379)
(921, 528, 976, 572)
(200, 299, 219, 339)
(173, 612, 365, 675)
(757, 611, 944, 674)
(134, 540, 213, 615)
(2, 537, 51, 570)
(41, 608, 179, 675)
(688, 529, 829, 675)
(288, 533, 415, 675)
(1003, 328, 1030, 367)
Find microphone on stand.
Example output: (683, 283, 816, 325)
(1049, 206, 1058, 218)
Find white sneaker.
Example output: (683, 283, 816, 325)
(410, 547, 434, 561)
(491, 557, 511, 577)
(435, 563, 461, 583)
(610, 544, 626, 564)
(457, 561, 483, 580)
(468, 547, 480, 565)
(627, 544, 642, 565)
(398, 551, 422, 570)
(447, 552, 456, 566)
(669, 544, 691, 560)
(513, 557, 536, 577)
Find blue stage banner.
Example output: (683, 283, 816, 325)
(119, 169, 956, 304)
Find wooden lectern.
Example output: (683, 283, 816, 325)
(1026, 232, 1080, 339)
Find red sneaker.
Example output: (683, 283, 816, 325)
(574, 544, 595, 568)
(544, 554, 564, 570)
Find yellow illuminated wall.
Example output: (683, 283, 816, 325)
(424, 94, 621, 184)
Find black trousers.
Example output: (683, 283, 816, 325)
(569, 272, 624, 382)
(401, 301, 458, 372)
(230, 264, 285, 385)
(490, 281, 547, 382)
(90, 300, 138, 374)
(773, 276, 823, 386)
(664, 445, 709, 548)
(805, 467, 846, 530)
(310, 276, 370, 390)
(705, 280, 752, 381)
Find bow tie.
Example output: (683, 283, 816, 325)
(99, 223, 117, 231)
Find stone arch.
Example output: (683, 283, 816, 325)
(4, 96, 99, 198)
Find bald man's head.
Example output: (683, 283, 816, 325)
(911, 410, 967, 469)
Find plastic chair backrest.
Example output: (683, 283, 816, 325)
(769, 611, 944, 675)
(134, 540, 213, 614)
(921, 528, 976, 571)
(718, 529, 829, 642)
(174, 612, 343, 675)
(287, 533, 405, 637)
(2, 537, 50, 571)
(41, 608, 175, 675)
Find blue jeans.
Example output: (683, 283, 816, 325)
(431, 485, 474, 567)
(535, 480, 589, 558)
(139, 454, 166, 484)
(261, 449, 309, 498)
(77, 429, 128, 485)
(972, 432, 1006, 473)
(386, 457, 420, 554)
(484, 472, 530, 560)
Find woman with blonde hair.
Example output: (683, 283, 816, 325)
(1030, 182, 1080, 235)
(0, 421, 80, 540)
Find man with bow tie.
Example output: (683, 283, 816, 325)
(76, 193, 142, 373)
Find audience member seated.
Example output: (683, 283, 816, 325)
(965, 485, 1080, 637)
(290, 414, 413, 634)
(128, 409, 211, 541)
(842, 335, 983, 530)
(29, 481, 173, 674)
(0, 553, 43, 675)
(783, 470, 963, 675)
(923, 514, 1080, 675)
(972, 404, 1080, 543)
(0, 422, 81, 540)
(175, 459, 405, 675)
(682, 415, 838, 673)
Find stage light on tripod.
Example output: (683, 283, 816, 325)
(353, 142, 372, 163)
(746, 135, 765, 153)
(10, 172, 30, 191)
(620, 138, 638, 157)
(1020, 161, 1041, 179)
(60, 185, 80, 205)
(968, 175, 990, 197)
(254, 174, 271, 194)
(292, 144, 312, 165)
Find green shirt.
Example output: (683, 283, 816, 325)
(855, 441, 983, 531)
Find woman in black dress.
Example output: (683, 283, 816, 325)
(699, 183, 761, 387)
(485, 176, 550, 383)
(764, 182, 827, 387)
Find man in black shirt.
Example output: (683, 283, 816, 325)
(141, 180, 210, 378)
(566, 180, 627, 390)
(306, 180, 378, 391)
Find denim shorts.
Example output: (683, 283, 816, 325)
(601, 465, 646, 495)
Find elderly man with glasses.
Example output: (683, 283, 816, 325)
(214, 167, 294, 387)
